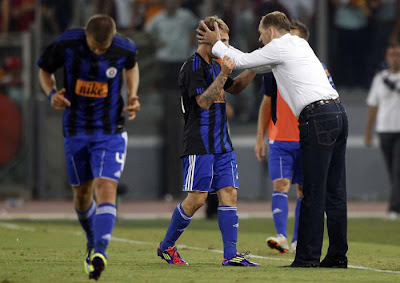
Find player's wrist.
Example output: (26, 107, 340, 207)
(47, 89, 57, 102)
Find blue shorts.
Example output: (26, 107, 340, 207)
(268, 141, 303, 185)
(64, 132, 128, 186)
(182, 151, 239, 193)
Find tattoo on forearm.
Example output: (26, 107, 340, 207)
(200, 74, 228, 108)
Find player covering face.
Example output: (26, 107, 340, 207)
(157, 16, 259, 267)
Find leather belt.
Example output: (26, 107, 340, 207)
(300, 97, 341, 116)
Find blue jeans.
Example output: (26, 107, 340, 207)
(294, 102, 348, 264)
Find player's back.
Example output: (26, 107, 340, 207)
(178, 53, 233, 156)
(37, 29, 138, 137)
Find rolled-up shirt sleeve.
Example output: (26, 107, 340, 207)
(212, 40, 281, 71)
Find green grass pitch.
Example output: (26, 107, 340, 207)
(1, 218, 400, 282)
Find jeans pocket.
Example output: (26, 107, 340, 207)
(299, 122, 309, 142)
(314, 115, 340, 146)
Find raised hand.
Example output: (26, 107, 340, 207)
(196, 21, 221, 46)
(221, 56, 234, 76)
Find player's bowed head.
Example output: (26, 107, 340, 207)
(85, 14, 117, 56)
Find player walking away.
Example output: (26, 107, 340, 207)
(255, 20, 337, 254)
(37, 15, 140, 280)
(157, 16, 259, 267)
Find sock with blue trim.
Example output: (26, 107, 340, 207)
(292, 197, 302, 242)
(93, 203, 117, 256)
(272, 192, 288, 237)
(161, 203, 192, 251)
(218, 205, 238, 259)
(76, 200, 96, 248)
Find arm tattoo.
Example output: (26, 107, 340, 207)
(198, 73, 228, 108)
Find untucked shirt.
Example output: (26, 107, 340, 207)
(367, 69, 400, 133)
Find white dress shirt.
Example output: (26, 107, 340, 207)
(367, 69, 400, 133)
(212, 33, 339, 116)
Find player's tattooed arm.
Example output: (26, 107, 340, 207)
(196, 56, 234, 109)
(226, 69, 257, 95)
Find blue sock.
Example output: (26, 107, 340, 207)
(272, 192, 288, 237)
(218, 206, 238, 259)
(76, 200, 96, 248)
(292, 197, 302, 243)
(161, 203, 192, 251)
(93, 203, 117, 256)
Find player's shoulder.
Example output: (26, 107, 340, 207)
(182, 53, 205, 73)
(55, 28, 85, 43)
(113, 34, 138, 53)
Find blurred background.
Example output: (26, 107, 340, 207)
(0, 0, 398, 205)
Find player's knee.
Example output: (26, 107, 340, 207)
(273, 179, 290, 193)
(95, 178, 118, 203)
(218, 186, 237, 206)
(183, 192, 207, 212)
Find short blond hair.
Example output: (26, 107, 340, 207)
(198, 15, 229, 33)
(261, 11, 290, 32)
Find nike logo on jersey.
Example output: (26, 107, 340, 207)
(272, 208, 282, 214)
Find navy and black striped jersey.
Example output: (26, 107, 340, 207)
(179, 53, 234, 156)
(37, 29, 138, 137)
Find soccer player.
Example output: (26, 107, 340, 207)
(157, 16, 259, 267)
(37, 15, 140, 280)
(255, 21, 337, 254)
(198, 12, 348, 268)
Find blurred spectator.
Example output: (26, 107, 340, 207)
(0, 0, 10, 37)
(9, 0, 35, 32)
(133, 0, 165, 30)
(96, 0, 133, 31)
(145, 0, 197, 197)
(331, 0, 370, 88)
(368, 0, 400, 81)
(181, 0, 204, 17)
(0, 0, 35, 36)
(0, 56, 22, 88)
(364, 44, 400, 219)
(254, 0, 291, 20)
(41, 0, 72, 33)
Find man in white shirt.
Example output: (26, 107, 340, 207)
(365, 44, 400, 220)
(198, 11, 348, 268)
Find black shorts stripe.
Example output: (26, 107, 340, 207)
(208, 106, 215, 153)
(220, 105, 227, 153)
(103, 59, 116, 134)
(68, 51, 82, 136)
(85, 60, 98, 134)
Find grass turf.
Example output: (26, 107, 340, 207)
(1, 218, 399, 282)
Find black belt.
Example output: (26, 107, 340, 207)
(300, 98, 341, 117)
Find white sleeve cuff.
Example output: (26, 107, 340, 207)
(212, 40, 228, 58)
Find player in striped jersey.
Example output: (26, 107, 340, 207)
(37, 15, 140, 280)
(157, 16, 259, 267)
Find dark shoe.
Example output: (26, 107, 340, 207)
(282, 260, 319, 268)
(320, 257, 347, 268)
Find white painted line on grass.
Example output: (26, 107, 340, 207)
(1, 222, 399, 275)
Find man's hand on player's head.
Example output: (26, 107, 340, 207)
(221, 56, 234, 76)
(196, 21, 221, 46)
(51, 88, 71, 110)
(124, 96, 140, 120)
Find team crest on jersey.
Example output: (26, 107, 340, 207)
(106, 67, 117, 78)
